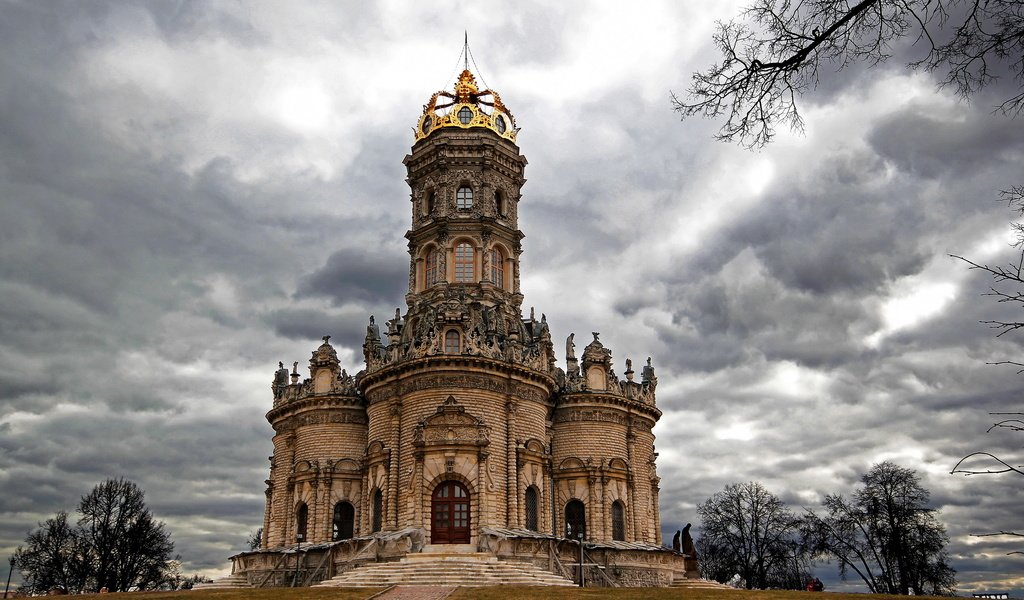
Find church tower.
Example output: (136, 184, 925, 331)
(358, 68, 558, 544)
(252, 63, 683, 584)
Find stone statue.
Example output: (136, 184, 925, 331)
(388, 308, 402, 336)
(566, 333, 576, 361)
(481, 305, 493, 332)
(537, 313, 549, 337)
(642, 356, 655, 383)
(273, 361, 289, 397)
(682, 523, 696, 557)
(367, 315, 380, 341)
(672, 529, 681, 553)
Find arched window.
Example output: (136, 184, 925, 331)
(454, 242, 474, 282)
(495, 190, 505, 216)
(425, 248, 440, 287)
(333, 501, 355, 541)
(565, 499, 586, 540)
(611, 500, 626, 541)
(371, 489, 383, 533)
(456, 186, 473, 209)
(295, 502, 308, 541)
(489, 248, 504, 288)
(444, 330, 461, 354)
(525, 486, 539, 531)
(425, 191, 435, 215)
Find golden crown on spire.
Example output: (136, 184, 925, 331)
(415, 68, 516, 142)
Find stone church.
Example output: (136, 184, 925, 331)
(221, 67, 697, 589)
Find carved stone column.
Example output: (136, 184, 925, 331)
(388, 401, 401, 530)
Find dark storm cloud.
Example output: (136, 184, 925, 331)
(867, 107, 1024, 178)
(265, 306, 373, 352)
(297, 246, 408, 307)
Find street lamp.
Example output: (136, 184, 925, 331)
(577, 532, 585, 588)
(4, 555, 15, 598)
(292, 533, 304, 587)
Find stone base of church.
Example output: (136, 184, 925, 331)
(229, 527, 697, 588)
(480, 527, 698, 587)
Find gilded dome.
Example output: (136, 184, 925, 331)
(415, 69, 517, 142)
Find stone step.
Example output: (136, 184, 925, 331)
(671, 578, 737, 589)
(315, 554, 575, 588)
(192, 574, 251, 590)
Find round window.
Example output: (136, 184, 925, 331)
(458, 106, 473, 125)
(495, 115, 506, 134)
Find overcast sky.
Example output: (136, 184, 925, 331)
(1, 0, 1022, 594)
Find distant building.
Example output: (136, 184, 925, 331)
(220, 65, 696, 589)
(973, 593, 1010, 599)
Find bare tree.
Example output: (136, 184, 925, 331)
(674, 0, 1024, 148)
(679, 0, 1023, 559)
(247, 527, 263, 551)
(805, 462, 956, 595)
(697, 481, 810, 589)
(13, 511, 91, 594)
(947, 189, 1024, 554)
(77, 478, 175, 592)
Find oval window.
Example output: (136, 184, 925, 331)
(458, 106, 473, 125)
(422, 117, 432, 134)
(495, 115, 506, 134)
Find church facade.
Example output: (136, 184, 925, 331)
(241, 68, 691, 587)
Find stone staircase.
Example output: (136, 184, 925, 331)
(671, 576, 738, 590)
(315, 547, 576, 588)
(192, 573, 251, 590)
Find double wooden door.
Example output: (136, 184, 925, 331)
(431, 481, 470, 543)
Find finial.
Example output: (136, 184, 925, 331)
(322, 335, 331, 344)
(592, 332, 600, 342)
(464, 31, 469, 71)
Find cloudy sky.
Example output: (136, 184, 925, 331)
(1, 0, 1022, 593)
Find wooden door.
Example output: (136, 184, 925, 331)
(431, 481, 470, 543)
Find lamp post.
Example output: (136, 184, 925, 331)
(4, 555, 15, 598)
(577, 532, 585, 588)
(292, 533, 304, 587)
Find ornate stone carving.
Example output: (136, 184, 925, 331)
(413, 396, 490, 448)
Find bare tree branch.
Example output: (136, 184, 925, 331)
(676, 0, 1024, 148)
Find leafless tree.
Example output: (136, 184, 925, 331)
(804, 462, 957, 595)
(679, 0, 1023, 559)
(13, 511, 92, 595)
(697, 481, 810, 589)
(77, 478, 175, 592)
(673, 0, 1024, 148)
(247, 527, 263, 551)
(948, 188, 1024, 554)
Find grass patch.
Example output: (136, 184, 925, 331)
(71, 589, 384, 600)
(65, 587, 959, 600)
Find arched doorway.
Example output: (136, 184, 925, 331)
(431, 481, 470, 544)
(565, 499, 586, 540)
(333, 501, 354, 541)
